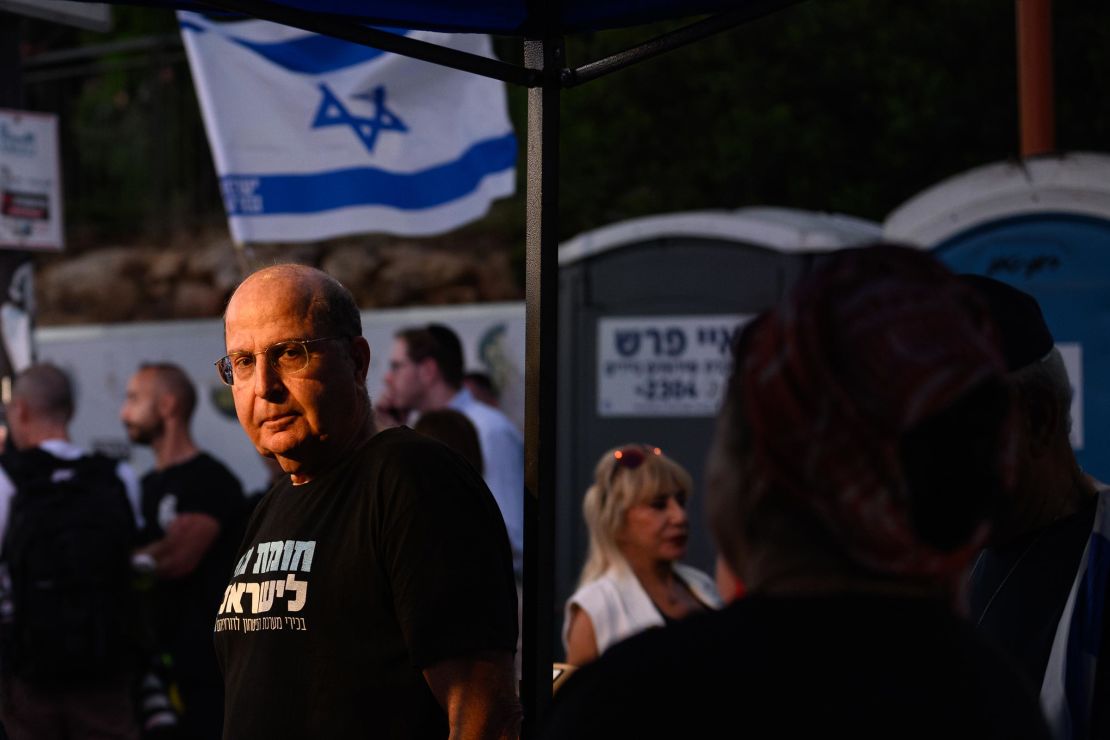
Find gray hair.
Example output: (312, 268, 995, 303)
(1010, 347, 1073, 438)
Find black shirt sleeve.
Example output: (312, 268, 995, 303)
(376, 432, 518, 668)
(173, 454, 245, 525)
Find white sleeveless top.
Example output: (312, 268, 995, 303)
(563, 562, 722, 656)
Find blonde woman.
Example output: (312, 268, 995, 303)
(563, 444, 721, 665)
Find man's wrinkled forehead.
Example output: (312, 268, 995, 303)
(225, 270, 320, 340)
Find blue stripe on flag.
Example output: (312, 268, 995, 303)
(179, 20, 406, 75)
(228, 33, 401, 75)
(220, 133, 516, 216)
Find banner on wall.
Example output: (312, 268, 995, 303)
(0, 109, 63, 252)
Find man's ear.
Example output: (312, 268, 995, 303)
(156, 390, 177, 420)
(351, 337, 371, 384)
(8, 397, 27, 425)
(416, 357, 438, 385)
(1024, 385, 1063, 458)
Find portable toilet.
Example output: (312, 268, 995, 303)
(885, 151, 1110, 482)
(554, 206, 882, 653)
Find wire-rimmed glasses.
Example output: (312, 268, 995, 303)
(215, 336, 346, 386)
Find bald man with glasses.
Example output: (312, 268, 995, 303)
(213, 264, 520, 740)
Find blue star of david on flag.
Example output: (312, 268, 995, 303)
(312, 84, 408, 153)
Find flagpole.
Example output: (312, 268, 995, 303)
(1016, 0, 1055, 157)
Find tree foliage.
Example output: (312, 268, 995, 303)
(20, 1, 1110, 252)
(549, 0, 1109, 240)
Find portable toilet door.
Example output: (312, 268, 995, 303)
(884, 151, 1110, 483)
(554, 206, 882, 656)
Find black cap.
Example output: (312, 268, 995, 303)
(959, 274, 1055, 372)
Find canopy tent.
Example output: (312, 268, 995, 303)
(52, 0, 804, 729)
(104, 0, 760, 34)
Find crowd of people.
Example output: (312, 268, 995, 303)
(0, 244, 1098, 740)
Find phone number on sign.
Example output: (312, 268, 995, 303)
(634, 379, 698, 401)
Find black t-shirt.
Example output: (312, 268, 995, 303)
(214, 427, 517, 740)
(542, 593, 1051, 740)
(140, 451, 245, 679)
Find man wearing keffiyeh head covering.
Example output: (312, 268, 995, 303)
(540, 245, 1051, 740)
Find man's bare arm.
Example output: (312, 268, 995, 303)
(135, 512, 221, 580)
(423, 650, 521, 740)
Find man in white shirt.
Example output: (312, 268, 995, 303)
(380, 324, 524, 580)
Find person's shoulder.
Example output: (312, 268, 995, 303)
(546, 597, 1053, 740)
(113, 457, 138, 477)
(545, 608, 739, 739)
(368, 425, 446, 459)
(568, 574, 621, 610)
(38, 439, 85, 460)
(483, 404, 521, 437)
(609, 600, 734, 660)
(456, 394, 521, 435)
(191, 451, 244, 485)
(6, 445, 76, 479)
(363, 426, 476, 478)
(138, 464, 160, 487)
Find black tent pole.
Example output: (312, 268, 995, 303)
(562, 0, 803, 86)
(521, 34, 561, 739)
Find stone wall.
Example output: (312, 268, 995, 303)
(34, 233, 523, 326)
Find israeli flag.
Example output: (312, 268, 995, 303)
(178, 12, 517, 243)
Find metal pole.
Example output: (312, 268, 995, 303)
(521, 35, 560, 740)
(196, 0, 541, 87)
(1016, 0, 1055, 157)
(562, 0, 803, 87)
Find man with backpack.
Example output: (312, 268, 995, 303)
(0, 363, 141, 740)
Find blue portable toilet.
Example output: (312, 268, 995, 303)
(884, 152, 1110, 481)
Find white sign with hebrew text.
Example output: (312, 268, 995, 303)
(597, 314, 749, 417)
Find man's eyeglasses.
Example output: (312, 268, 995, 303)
(215, 337, 347, 386)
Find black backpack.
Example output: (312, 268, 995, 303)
(0, 448, 137, 686)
